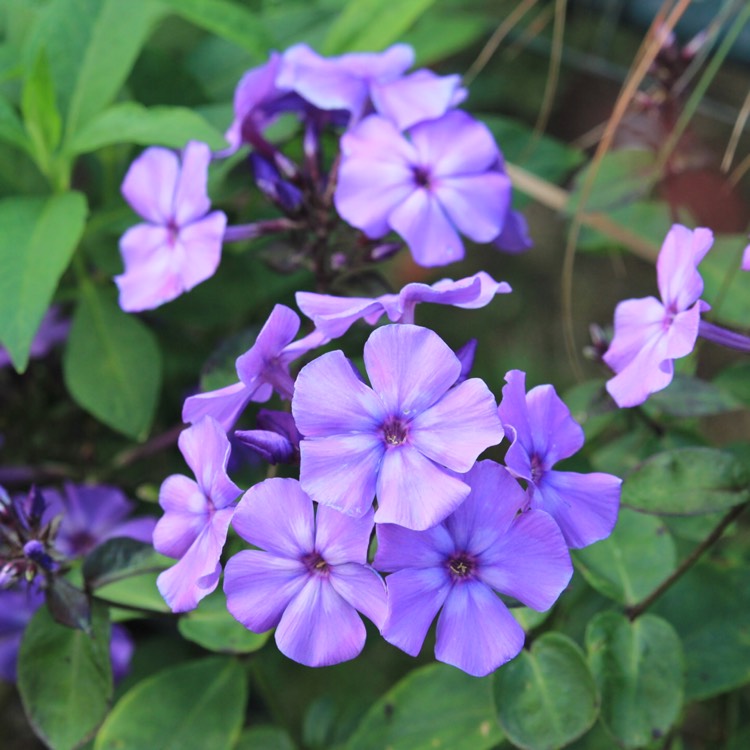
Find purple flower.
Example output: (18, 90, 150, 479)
(603, 224, 714, 407)
(0, 305, 69, 369)
(182, 305, 327, 430)
(276, 43, 414, 125)
(296, 271, 511, 340)
(375, 461, 572, 677)
(153, 417, 241, 612)
(116, 141, 227, 312)
(234, 410, 301, 465)
(43, 483, 155, 559)
(224, 478, 386, 667)
(334, 111, 512, 266)
(292, 324, 503, 530)
(742, 240, 750, 271)
(499, 370, 621, 549)
(0, 586, 133, 683)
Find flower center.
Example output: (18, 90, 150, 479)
(412, 165, 432, 189)
(448, 553, 475, 580)
(530, 453, 544, 484)
(302, 551, 329, 576)
(382, 416, 409, 447)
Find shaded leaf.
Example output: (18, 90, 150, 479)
(83, 538, 169, 590)
(574, 509, 676, 606)
(0, 93, 33, 153)
(493, 633, 599, 750)
(622, 447, 750, 515)
(45, 576, 92, 633)
(235, 726, 296, 750)
(714, 361, 750, 406)
(0, 191, 87, 371)
(96, 571, 170, 614)
(586, 612, 684, 749)
(63, 285, 161, 440)
(347, 662, 502, 750)
(94, 657, 247, 750)
(699, 233, 750, 329)
(18, 602, 112, 750)
(648, 374, 741, 417)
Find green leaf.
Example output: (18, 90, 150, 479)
(97, 571, 170, 613)
(698, 233, 749, 329)
(63, 285, 161, 440)
(178, 589, 272, 654)
(402, 11, 487, 66)
(493, 633, 599, 750)
(235, 726, 296, 750)
(0, 93, 33, 154)
(648, 374, 741, 417)
(586, 612, 684, 749)
(155, 0, 270, 57)
(574, 509, 676, 606)
(322, 0, 437, 55)
(21, 48, 61, 166)
(622, 447, 750, 515)
(347, 662, 502, 750)
(67, 102, 227, 154)
(83, 538, 170, 590)
(94, 657, 247, 750)
(26, 0, 164, 138)
(714, 361, 750, 407)
(0, 191, 87, 371)
(18, 602, 112, 750)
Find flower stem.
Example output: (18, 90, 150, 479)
(699, 320, 750, 353)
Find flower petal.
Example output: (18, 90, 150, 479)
(182, 381, 256, 431)
(524, 382, 585, 466)
(121, 147, 178, 223)
(223, 550, 308, 632)
(410, 377, 502, 471)
(276, 576, 366, 666)
(315, 505, 374, 565)
(173, 141, 212, 225)
(381, 567, 451, 656)
(175, 211, 226, 291)
(656, 224, 713, 311)
(375, 445, 469, 530)
(329, 562, 388, 629)
(435, 580, 525, 677)
(153, 475, 207, 558)
(374, 522, 455, 572)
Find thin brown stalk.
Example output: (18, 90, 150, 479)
(532, 0, 567, 140)
(721, 87, 750, 173)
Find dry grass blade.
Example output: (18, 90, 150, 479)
(531, 0, 567, 141)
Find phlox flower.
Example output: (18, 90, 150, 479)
(182, 304, 326, 431)
(603, 224, 714, 407)
(499, 370, 621, 549)
(334, 111, 513, 266)
(295, 271, 510, 340)
(153, 417, 240, 612)
(116, 141, 227, 312)
(375, 460, 572, 677)
(292, 324, 503, 530)
(224, 478, 386, 667)
(235, 410, 301, 465)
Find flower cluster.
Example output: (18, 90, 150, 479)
(115, 43, 530, 313)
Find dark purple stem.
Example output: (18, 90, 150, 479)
(698, 320, 750, 353)
(224, 218, 304, 243)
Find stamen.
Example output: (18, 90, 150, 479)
(448, 554, 475, 579)
(382, 416, 409, 447)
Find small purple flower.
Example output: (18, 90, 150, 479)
(292, 324, 503, 530)
(234, 410, 301, 465)
(603, 224, 714, 407)
(116, 141, 227, 312)
(43, 483, 155, 559)
(742, 239, 750, 271)
(153, 417, 241, 612)
(182, 305, 327, 430)
(296, 271, 511, 340)
(375, 461, 572, 677)
(224, 478, 386, 667)
(0, 306, 69, 369)
(499, 370, 621, 549)
(334, 111, 512, 266)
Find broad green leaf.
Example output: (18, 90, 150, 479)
(94, 657, 247, 750)
(322, 0, 437, 55)
(574, 509, 675, 606)
(21, 48, 61, 168)
(586, 612, 684, 749)
(178, 589, 272, 654)
(622, 447, 750, 515)
(653, 560, 750, 701)
(156, 0, 270, 57)
(577, 200, 672, 254)
(698, 233, 749, 329)
(714, 361, 750, 407)
(403, 11, 487, 66)
(235, 726, 296, 750)
(67, 102, 227, 154)
(0, 191, 87, 371)
(0, 93, 33, 154)
(493, 633, 599, 750)
(18, 602, 112, 750)
(96, 571, 170, 613)
(63, 285, 161, 440)
(347, 662, 502, 750)
(83, 538, 170, 590)
(648, 374, 741, 417)
(26, 0, 164, 138)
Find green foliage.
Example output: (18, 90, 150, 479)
(493, 633, 599, 750)
(699, 233, 750, 329)
(0, 191, 87, 370)
(18, 602, 112, 750)
(83, 538, 171, 590)
(21, 48, 61, 171)
(647, 374, 741, 417)
(94, 657, 247, 750)
(622, 447, 750, 515)
(235, 726, 297, 750)
(347, 662, 502, 750)
(586, 612, 684, 749)
(64, 284, 162, 440)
